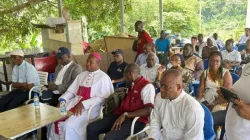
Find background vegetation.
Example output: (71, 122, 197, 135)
(0, 0, 247, 54)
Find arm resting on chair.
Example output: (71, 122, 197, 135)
(126, 106, 152, 119)
(12, 82, 34, 91)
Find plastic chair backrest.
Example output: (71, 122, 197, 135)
(38, 71, 48, 86)
(115, 81, 126, 89)
(230, 72, 240, 84)
(238, 44, 246, 52)
(48, 73, 54, 82)
(34, 55, 57, 73)
(203, 59, 209, 70)
(201, 104, 216, 140)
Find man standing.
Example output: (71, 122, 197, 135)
(0, 50, 40, 112)
(135, 20, 153, 57)
(107, 49, 128, 85)
(155, 30, 170, 65)
(197, 34, 206, 56)
(221, 39, 241, 70)
(87, 63, 155, 140)
(48, 53, 114, 140)
(148, 70, 204, 140)
(42, 47, 82, 106)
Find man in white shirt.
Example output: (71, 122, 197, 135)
(221, 39, 241, 70)
(135, 43, 159, 66)
(148, 69, 204, 140)
(48, 53, 114, 140)
(41, 47, 82, 107)
(238, 28, 250, 44)
(140, 52, 161, 83)
(213, 33, 224, 50)
(197, 34, 206, 56)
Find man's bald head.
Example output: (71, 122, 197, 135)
(146, 52, 155, 59)
(146, 52, 156, 68)
(124, 63, 140, 75)
(162, 69, 182, 85)
(160, 69, 183, 100)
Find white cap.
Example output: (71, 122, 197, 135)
(9, 50, 24, 57)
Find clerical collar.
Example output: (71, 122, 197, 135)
(170, 90, 185, 103)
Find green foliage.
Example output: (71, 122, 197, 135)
(163, 0, 199, 37)
(0, 0, 57, 53)
(0, 0, 247, 53)
(201, 0, 247, 41)
(63, 0, 132, 42)
(124, 0, 199, 38)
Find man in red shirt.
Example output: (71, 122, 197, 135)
(87, 63, 155, 140)
(135, 20, 153, 57)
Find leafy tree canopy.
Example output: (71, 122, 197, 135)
(0, 0, 247, 53)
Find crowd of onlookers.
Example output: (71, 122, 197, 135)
(0, 20, 250, 140)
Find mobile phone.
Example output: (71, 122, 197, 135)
(220, 87, 240, 103)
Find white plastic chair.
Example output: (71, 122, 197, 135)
(25, 71, 48, 104)
(87, 104, 104, 123)
(126, 117, 150, 140)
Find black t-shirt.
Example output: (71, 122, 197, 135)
(107, 61, 128, 80)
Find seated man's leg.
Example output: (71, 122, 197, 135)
(41, 90, 60, 107)
(50, 94, 61, 107)
(64, 105, 103, 140)
(104, 118, 146, 140)
(0, 90, 20, 112)
(5, 90, 30, 111)
(87, 115, 119, 140)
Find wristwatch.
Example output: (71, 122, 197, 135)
(124, 112, 128, 117)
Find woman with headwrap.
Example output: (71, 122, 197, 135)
(156, 53, 193, 93)
(202, 37, 219, 59)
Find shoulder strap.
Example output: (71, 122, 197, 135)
(204, 70, 208, 88)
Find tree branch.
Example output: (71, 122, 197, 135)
(0, 0, 47, 15)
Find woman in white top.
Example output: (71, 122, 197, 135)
(196, 51, 232, 112)
(225, 63, 250, 140)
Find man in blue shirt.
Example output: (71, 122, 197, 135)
(107, 49, 128, 86)
(155, 30, 170, 65)
(0, 50, 40, 112)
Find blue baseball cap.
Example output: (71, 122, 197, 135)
(111, 49, 124, 55)
(56, 47, 70, 57)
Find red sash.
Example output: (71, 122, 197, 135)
(55, 86, 91, 134)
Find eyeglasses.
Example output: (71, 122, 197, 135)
(160, 84, 177, 91)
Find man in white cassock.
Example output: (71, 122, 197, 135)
(148, 69, 204, 140)
(48, 53, 114, 140)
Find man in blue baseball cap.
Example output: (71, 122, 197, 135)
(107, 49, 128, 86)
(42, 47, 82, 106)
(41, 47, 82, 139)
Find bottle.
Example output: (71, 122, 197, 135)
(33, 93, 40, 111)
(60, 98, 67, 116)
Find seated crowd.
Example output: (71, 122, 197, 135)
(1, 21, 250, 140)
